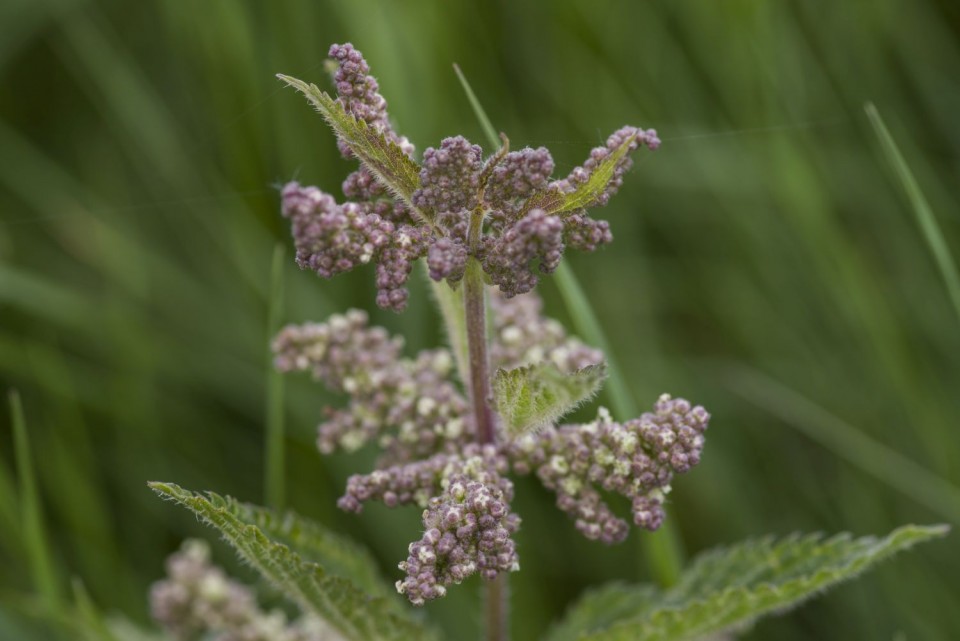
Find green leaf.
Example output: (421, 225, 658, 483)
(523, 133, 638, 217)
(546, 583, 657, 641)
(493, 362, 606, 437)
(276, 74, 428, 222)
(548, 524, 948, 641)
(149, 482, 439, 641)
(215, 495, 397, 605)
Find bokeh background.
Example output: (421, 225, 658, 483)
(1, 0, 958, 639)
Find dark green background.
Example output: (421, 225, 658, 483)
(1, 0, 958, 639)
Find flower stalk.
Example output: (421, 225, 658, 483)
(464, 207, 507, 640)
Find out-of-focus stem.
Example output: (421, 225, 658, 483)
(484, 574, 507, 641)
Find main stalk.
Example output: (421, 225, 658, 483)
(463, 209, 506, 641)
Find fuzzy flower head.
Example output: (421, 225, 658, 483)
(280, 43, 659, 311)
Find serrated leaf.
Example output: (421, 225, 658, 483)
(212, 496, 397, 604)
(548, 524, 947, 641)
(277, 74, 428, 221)
(523, 133, 638, 217)
(149, 482, 439, 641)
(493, 362, 606, 437)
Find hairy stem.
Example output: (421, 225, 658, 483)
(463, 209, 505, 640)
(465, 212, 496, 446)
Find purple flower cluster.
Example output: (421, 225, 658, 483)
(484, 147, 555, 210)
(328, 43, 414, 159)
(334, 445, 519, 605)
(489, 289, 603, 372)
(481, 208, 565, 297)
(412, 136, 484, 215)
(151, 540, 341, 641)
(337, 443, 510, 512)
(398, 475, 520, 605)
(276, 293, 709, 606)
(282, 43, 660, 311)
(551, 125, 661, 207)
(273, 311, 471, 464)
(508, 396, 709, 544)
(281, 182, 423, 311)
(275, 50, 705, 607)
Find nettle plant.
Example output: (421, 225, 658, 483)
(150, 44, 946, 641)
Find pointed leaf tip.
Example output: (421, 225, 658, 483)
(548, 524, 948, 641)
(277, 74, 427, 222)
(149, 482, 438, 641)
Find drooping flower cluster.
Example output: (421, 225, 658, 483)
(399, 475, 520, 605)
(336, 445, 519, 604)
(275, 291, 709, 606)
(151, 539, 343, 641)
(509, 397, 709, 544)
(281, 42, 660, 311)
(273, 309, 471, 465)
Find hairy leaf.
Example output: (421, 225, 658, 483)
(276, 74, 428, 221)
(523, 133, 637, 217)
(548, 524, 947, 641)
(214, 496, 397, 604)
(149, 482, 438, 641)
(493, 362, 606, 437)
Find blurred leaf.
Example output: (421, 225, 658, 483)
(106, 618, 170, 641)
(548, 524, 948, 641)
(545, 583, 657, 641)
(71, 579, 120, 641)
(493, 362, 605, 437)
(264, 243, 287, 511)
(276, 74, 427, 220)
(149, 482, 438, 641)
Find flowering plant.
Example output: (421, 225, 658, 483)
(149, 43, 946, 641)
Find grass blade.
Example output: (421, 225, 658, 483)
(725, 365, 960, 523)
(9, 390, 61, 608)
(865, 102, 960, 325)
(453, 63, 500, 150)
(264, 243, 287, 510)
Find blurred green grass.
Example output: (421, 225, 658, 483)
(1, 0, 958, 639)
